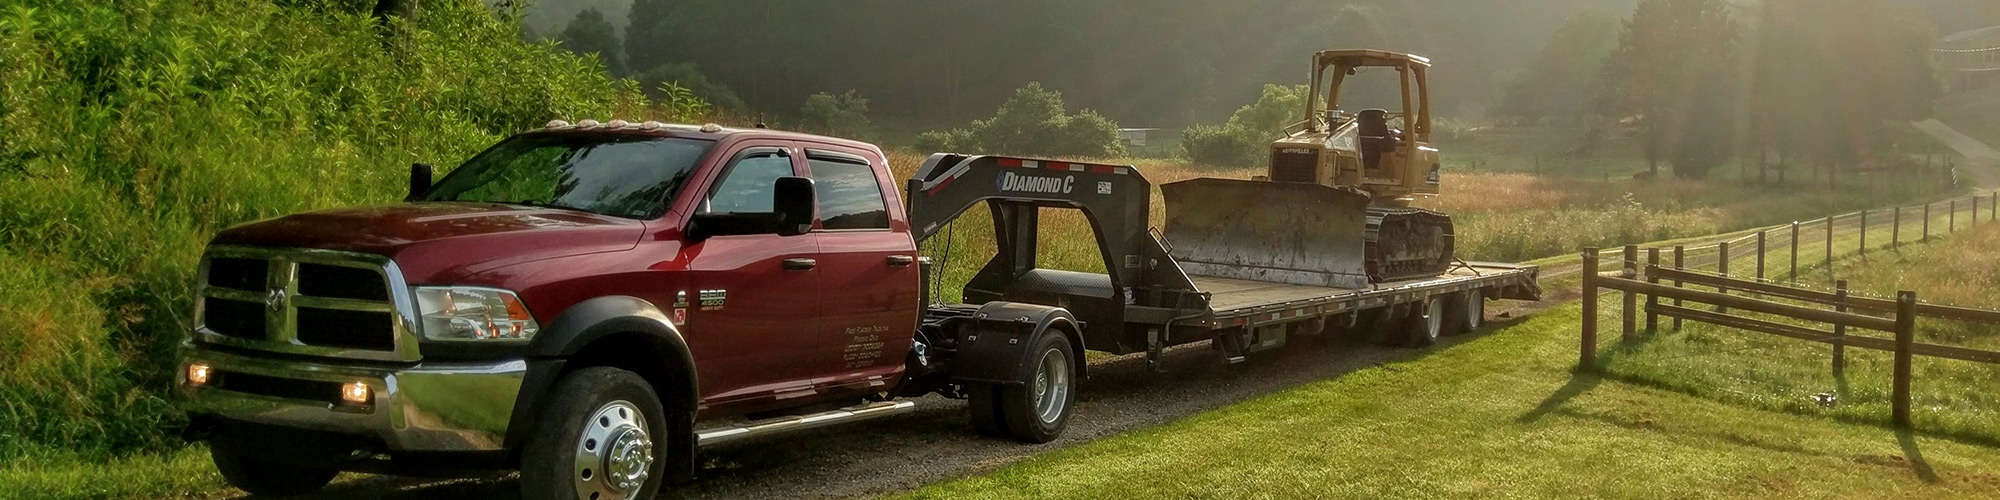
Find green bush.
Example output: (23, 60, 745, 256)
(0, 0, 634, 460)
(1179, 84, 1308, 167)
(920, 82, 1125, 158)
(799, 90, 873, 139)
(635, 62, 747, 113)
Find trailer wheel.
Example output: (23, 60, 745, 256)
(210, 446, 337, 497)
(1403, 299, 1445, 348)
(521, 367, 668, 500)
(1444, 289, 1484, 336)
(971, 333, 1077, 443)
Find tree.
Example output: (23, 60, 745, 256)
(918, 83, 1125, 158)
(800, 91, 873, 139)
(1599, 0, 1741, 179)
(558, 8, 626, 76)
(1181, 84, 1309, 166)
(1747, 0, 1940, 184)
(1497, 11, 1621, 122)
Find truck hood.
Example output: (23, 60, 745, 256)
(211, 202, 646, 283)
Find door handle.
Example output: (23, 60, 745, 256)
(783, 258, 818, 271)
(886, 255, 916, 267)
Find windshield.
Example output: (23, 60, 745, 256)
(424, 133, 715, 219)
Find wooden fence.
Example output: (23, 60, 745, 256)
(1579, 245, 2000, 428)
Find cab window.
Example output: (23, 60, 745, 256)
(705, 149, 795, 214)
(808, 152, 890, 230)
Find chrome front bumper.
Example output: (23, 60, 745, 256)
(178, 342, 526, 452)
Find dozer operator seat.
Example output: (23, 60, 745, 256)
(1357, 108, 1395, 172)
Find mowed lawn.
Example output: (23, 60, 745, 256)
(893, 306, 2000, 499)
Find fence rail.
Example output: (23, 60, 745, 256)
(1578, 244, 2000, 428)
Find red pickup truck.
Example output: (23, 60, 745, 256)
(178, 121, 1536, 499)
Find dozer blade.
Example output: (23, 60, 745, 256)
(1161, 178, 1373, 290)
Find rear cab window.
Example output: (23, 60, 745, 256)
(806, 150, 891, 231)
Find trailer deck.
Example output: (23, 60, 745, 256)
(1192, 262, 1541, 329)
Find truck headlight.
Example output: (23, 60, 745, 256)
(413, 286, 540, 341)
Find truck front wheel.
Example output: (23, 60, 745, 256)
(210, 446, 337, 497)
(521, 367, 669, 500)
(968, 333, 1077, 443)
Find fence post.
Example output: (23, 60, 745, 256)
(1923, 203, 1931, 243)
(1672, 246, 1685, 330)
(1893, 206, 1902, 249)
(1789, 223, 1799, 281)
(1755, 231, 1767, 280)
(1824, 215, 1834, 270)
(1716, 241, 1730, 314)
(1646, 248, 1660, 335)
(1950, 199, 1957, 233)
(1622, 245, 1638, 344)
(1832, 280, 1848, 378)
(1859, 209, 1868, 258)
(1892, 291, 1917, 429)
(1581, 248, 1599, 370)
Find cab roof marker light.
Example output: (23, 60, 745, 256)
(606, 119, 631, 129)
(640, 121, 665, 130)
(544, 119, 572, 129)
(701, 123, 723, 133)
(576, 119, 602, 128)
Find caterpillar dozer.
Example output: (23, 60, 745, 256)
(1164, 50, 1452, 289)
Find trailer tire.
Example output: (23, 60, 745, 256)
(1444, 289, 1484, 336)
(1403, 298, 1445, 348)
(210, 446, 337, 497)
(966, 382, 1008, 437)
(990, 333, 1077, 443)
(520, 367, 669, 500)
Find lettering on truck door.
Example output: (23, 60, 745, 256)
(803, 148, 921, 393)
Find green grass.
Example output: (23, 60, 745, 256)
(0, 446, 220, 500)
(1601, 223, 2000, 446)
(895, 305, 2000, 499)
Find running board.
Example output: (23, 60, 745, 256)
(695, 400, 916, 447)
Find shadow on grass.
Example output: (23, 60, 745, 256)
(1516, 371, 1601, 424)
(1897, 428, 1941, 483)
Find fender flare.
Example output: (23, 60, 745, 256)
(947, 301, 1088, 386)
(505, 296, 698, 450)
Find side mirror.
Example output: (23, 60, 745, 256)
(406, 163, 433, 202)
(772, 176, 816, 237)
(685, 176, 817, 242)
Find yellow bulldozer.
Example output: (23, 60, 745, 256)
(1164, 50, 1453, 290)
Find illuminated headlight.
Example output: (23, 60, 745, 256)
(413, 286, 540, 341)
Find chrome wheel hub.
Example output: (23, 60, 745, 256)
(574, 401, 652, 500)
(1033, 348, 1071, 424)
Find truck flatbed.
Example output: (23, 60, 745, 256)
(1192, 262, 1541, 329)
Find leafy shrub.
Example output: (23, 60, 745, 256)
(920, 83, 1125, 158)
(0, 0, 634, 460)
(1179, 84, 1308, 166)
(635, 62, 747, 113)
(799, 90, 873, 139)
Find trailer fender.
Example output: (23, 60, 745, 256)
(948, 301, 1087, 386)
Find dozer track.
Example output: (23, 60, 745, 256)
(1364, 208, 1455, 283)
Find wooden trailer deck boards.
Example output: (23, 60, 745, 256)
(1194, 263, 1540, 328)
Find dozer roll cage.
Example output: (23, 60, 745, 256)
(1300, 49, 1435, 146)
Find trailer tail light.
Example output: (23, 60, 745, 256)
(186, 363, 212, 386)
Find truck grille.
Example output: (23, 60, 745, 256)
(196, 248, 415, 361)
(1271, 149, 1321, 183)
